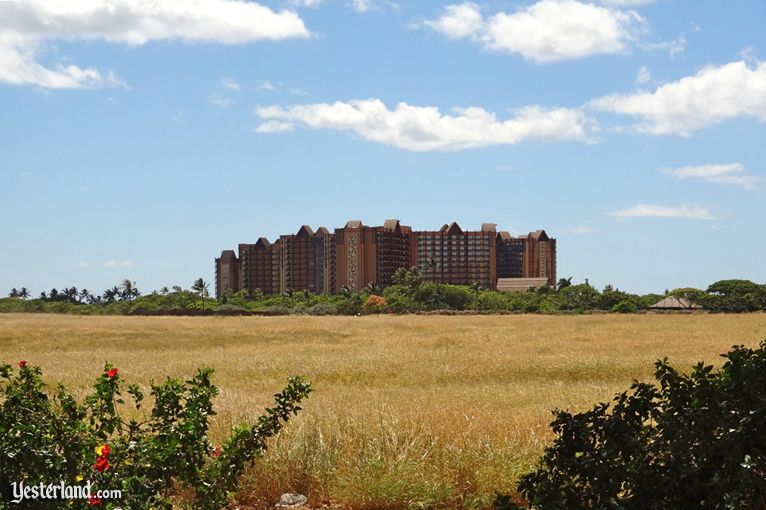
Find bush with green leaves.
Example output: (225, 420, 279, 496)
(0, 361, 311, 509)
(497, 340, 766, 510)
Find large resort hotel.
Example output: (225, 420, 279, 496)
(215, 219, 556, 298)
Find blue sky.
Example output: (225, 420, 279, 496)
(0, 0, 764, 295)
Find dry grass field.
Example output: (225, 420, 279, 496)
(2, 313, 766, 509)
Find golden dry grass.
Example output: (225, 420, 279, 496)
(2, 313, 765, 509)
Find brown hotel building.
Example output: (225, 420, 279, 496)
(215, 219, 556, 298)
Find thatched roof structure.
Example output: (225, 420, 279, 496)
(649, 296, 702, 310)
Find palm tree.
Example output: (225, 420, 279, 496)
(103, 286, 120, 303)
(160, 286, 169, 295)
(121, 279, 138, 302)
(79, 288, 91, 303)
(557, 276, 573, 291)
(8, 288, 18, 298)
(191, 278, 210, 310)
(19, 287, 30, 299)
(49, 288, 60, 301)
(469, 282, 481, 308)
(63, 287, 78, 303)
(39, 291, 47, 300)
(172, 285, 183, 293)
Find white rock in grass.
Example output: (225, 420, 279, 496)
(275, 493, 308, 509)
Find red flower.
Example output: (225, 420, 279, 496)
(93, 456, 110, 472)
(105, 368, 118, 378)
(87, 495, 102, 506)
(211, 445, 222, 458)
(18, 360, 27, 368)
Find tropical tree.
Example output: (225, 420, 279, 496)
(160, 286, 170, 295)
(364, 282, 383, 295)
(557, 276, 573, 291)
(469, 282, 481, 308)
(8, 288, 18, 298)
(192, 278, 210, 310)
(340, 286, 354, 299)
(62, 287, 78, 303)
(121, 279, 139, 302)
(103, 286, 119, 304)
(18, 287, 30, 299)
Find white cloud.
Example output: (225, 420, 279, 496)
(208, 94, 234, 108)
(79, 261, 91, 268)
(561, 226, 597, 234)
(351, 0, 375, 13)
(598, 0, 655, 6)
(636, 65, 651, 85)
(105, 260, 134, 267)
(257, 80, 278, 91)
(0, 0, 310, 89)
(424, 3, 484, 39)
(255, 121, 295, 133)
(423, 0, 646, 63)
(591, 60, 766, 135)
(609, 204, 716, 220)
(221, 77, 240, 90)
(255, 98, 592, 151)
(660, 163, 761, 190)
(642, 35, 685, 57)
(290, 0, 324, 7)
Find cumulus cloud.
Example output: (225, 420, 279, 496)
(208, 94, 234, 108)
(422, 0, 646, 63)
(257, 80, 278, 91)
(290, 0, 324, 7)
(424, 3, 484, 39)
(0, 0, 310, 89)
(221, 77, 240, 90)
(609, 204, 716, 220)
(105, 260, 134, 267)
(254, 98, 592, 150)
(351, 0, 375, 13)
(598, 0, 655, 6)
(660, 163, 761, 190)
(591, 60, 766, 135)
(255, 120, 295, 133)
(636, 65, 651, 85)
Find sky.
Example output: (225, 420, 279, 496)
(0, 0, 764, 296)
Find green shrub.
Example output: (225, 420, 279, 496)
(500, 340, 766, 509)
(307, 303, 337, 316)
(0, 361, 310, 509)
(476, 292, 509, 312)
(611, 299, 638, 313)
(382, 285, 416, 313)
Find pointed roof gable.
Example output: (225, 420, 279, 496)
(345, 220, 363, 229)
(254, 237, 272, 249)
(498, 231, 512, 241)
(530, 230, 549, 241)
(383, 219, 401, 232)
(296, 225, 314, 237)
(446, 222, 463, 235)
(315, 226, 330, 235)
